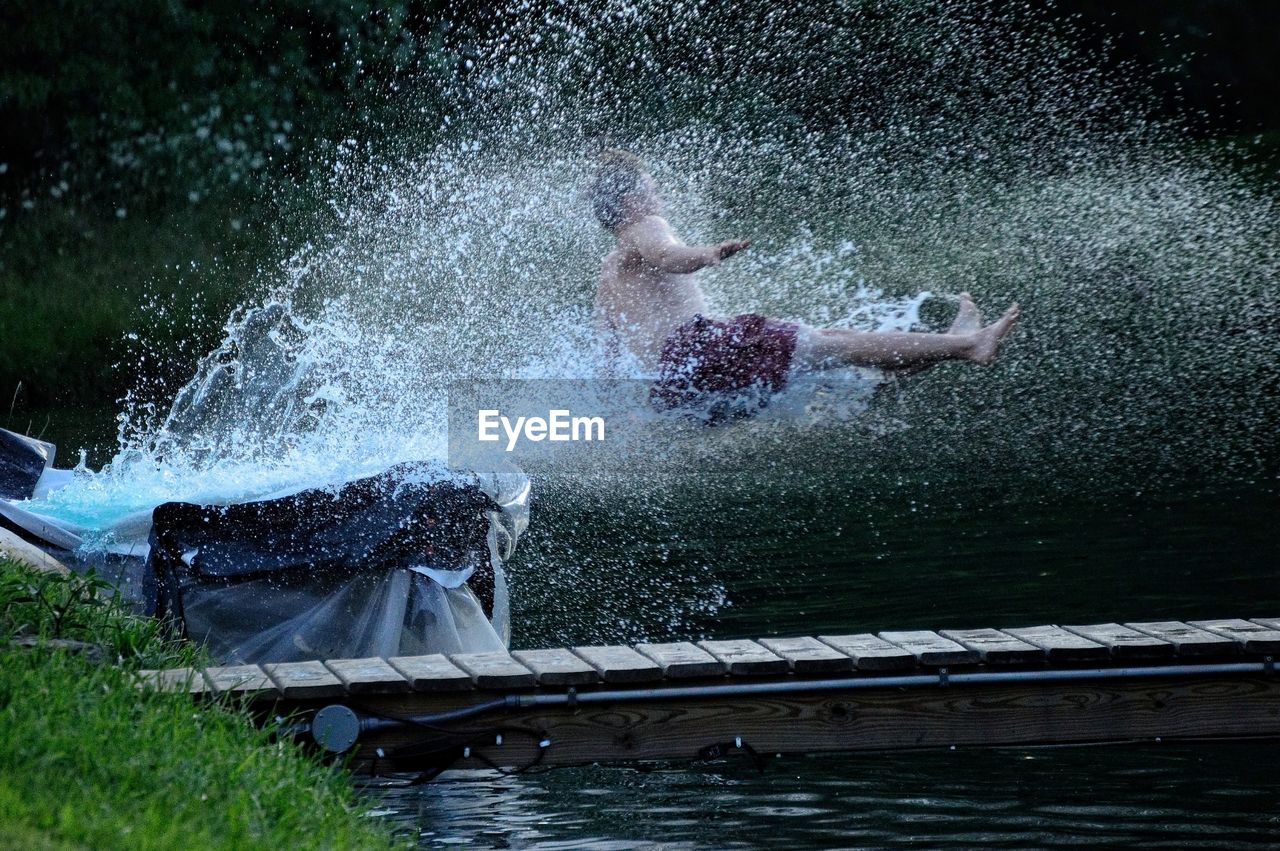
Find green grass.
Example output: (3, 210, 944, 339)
(0, 560, 402, 850)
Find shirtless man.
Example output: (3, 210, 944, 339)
(590, 149, 1019, 417)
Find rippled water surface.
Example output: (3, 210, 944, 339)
(369, 740, 1280, 849)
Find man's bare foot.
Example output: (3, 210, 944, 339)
(966, 304, 1020, 365)
(948, 292, 983, 335)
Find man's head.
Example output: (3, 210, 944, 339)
(589, 148, 658, 231)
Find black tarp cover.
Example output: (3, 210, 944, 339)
(147, 461, 527, 663)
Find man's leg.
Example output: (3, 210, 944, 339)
(885, 292, 984, 378)
(793, 300, 1019, 372)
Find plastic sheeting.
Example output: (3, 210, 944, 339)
(148, 462, 528, 663)
(0, 427, 54, 500)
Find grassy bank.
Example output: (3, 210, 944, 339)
(0, 559, 400, 850)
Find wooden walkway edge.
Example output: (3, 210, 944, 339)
(138, 617, 1280, 773)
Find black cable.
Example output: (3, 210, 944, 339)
(345, 701, 552, 778)
(364, 696, 514, 731)
(385, 725, 551, 780)
(467, 727, 552, 776)
(697, 737, 767, 773)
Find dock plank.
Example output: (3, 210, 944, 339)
(571, 645, 663, 683)
(449, 652, 537, 689)
(137, 667, 208, 695)
(879, 631, 979, 667)
(263, 661, 345, 699)
(387, 655, 473, 691)
(1062, 624, 1175, 659)
(939, 628, 1045, 665)
(1125, 622, 1238, 656)
(635, 642, 727, 678)
(203, 664, 278, 698)
(698, 639, 789, 676)
(1191, 619, 1280, 654)
(758, 636, 855, 674)
(142, 611, 1280, 774)
(1002, 626, 1110, 662)
(511, 648, 601, 686)
(324, 657, 412, 695)
(816, 634, 916, 671)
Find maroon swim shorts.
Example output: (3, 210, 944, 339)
(650, 313, 800, 422)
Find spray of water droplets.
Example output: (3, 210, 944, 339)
(26, 0, 1280, 643)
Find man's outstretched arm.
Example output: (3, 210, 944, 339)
(623, 216, 750, 273)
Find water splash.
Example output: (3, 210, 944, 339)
(23, 0, 1280, 641)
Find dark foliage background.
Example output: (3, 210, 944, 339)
(0, 0, 1276, 412)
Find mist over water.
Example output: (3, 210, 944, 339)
(26, 0, 1279, 639)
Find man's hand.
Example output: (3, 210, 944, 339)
(715, 238, 752, 263)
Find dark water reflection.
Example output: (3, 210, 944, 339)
(706, 485, 1280, 638)
(370, 742, 1280, 848)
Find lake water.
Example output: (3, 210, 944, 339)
(368, 459, 1279, 848)
(369, 742, 1280, 849)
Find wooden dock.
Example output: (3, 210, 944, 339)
(140, 617, 1280, 774)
